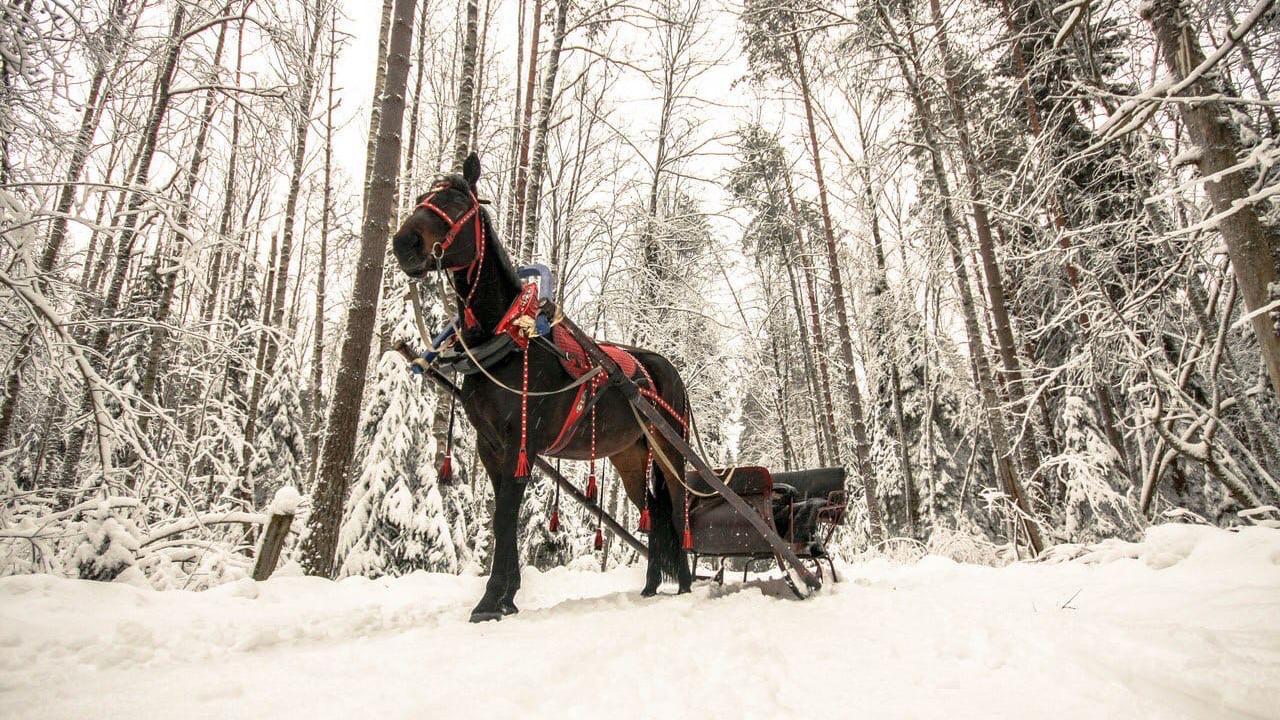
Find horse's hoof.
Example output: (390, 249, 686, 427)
(640, 587, 658, 598)
(501, 602, 519, 616)
(677, 586, 692, 595)
(470, 610, 503, 623)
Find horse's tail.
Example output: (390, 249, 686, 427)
(635, 349, 690, 583)
(645, 476, 681, 583)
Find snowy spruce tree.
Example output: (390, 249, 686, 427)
(336, 281, 457, 578)
(1050, 393, 1142, 543)
(248, 348, 309, 508)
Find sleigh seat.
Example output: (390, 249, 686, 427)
(684, 466, 847, 557)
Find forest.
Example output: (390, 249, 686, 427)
(1, 0, 1278, 587)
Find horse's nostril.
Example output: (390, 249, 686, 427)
(392, 231, 420, 262)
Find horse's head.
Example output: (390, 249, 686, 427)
(392, 152, 484, 279)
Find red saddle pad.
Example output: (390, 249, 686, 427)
(551, 324, 640, 379)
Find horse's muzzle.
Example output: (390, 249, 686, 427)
(392, 229, 430, 278)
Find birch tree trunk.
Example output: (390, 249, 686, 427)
(452, 0, 480, 168)
(519, 0, 569, 259)
(300, 0, 419, 576)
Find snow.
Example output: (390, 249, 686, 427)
(268, 485, 302, 516)
(1, 524, 1278, 719)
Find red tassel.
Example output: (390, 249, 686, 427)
(438, 454, 453, 484)
(463, 307, 478, 329)
(586, 474, 598, 502)
(594, 528, 604, 551)
(549, 509, 560, 533)
(514, 447, 530, 480)
(638, 508, 651, 533)
(681, 490, 692, 550)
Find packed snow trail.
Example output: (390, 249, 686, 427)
(2, 525, 1278, 719)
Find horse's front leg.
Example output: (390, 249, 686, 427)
(471, 442, 528, 623)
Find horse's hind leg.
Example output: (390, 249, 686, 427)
(609, 441, 675, 596)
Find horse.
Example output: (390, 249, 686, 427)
(391, 153, 693, 622)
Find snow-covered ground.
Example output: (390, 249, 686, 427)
(2, 524, 1278, 719)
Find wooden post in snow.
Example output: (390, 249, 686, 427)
(252, 486, 301, 581)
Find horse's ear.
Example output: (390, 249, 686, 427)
(463, 152, 481, 187)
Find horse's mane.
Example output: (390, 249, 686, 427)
(479, 204, 519, 286)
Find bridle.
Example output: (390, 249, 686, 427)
(417, 181, 486, 323)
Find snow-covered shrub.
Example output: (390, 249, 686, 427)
(924, 525, 1006, 566)
(69, 501, 141, 582)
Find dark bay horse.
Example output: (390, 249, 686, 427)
(391, 153, 693, 622)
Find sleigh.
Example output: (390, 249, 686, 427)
(685, 466, 845, 595)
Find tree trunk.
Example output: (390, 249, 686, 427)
(60, 4, 188, 490)
(1145, 0, 1280, 404)
(268, 0, 327, 359)
(299, 0, 418, 577)
(519, 0, 568, 259)
(237, 0, 327, 490)
(927, 0, 1043, 482)
(780, 173, 837, 461)
(403, 1, 428, 196)
(2, 0, 131, 451)
(361, 0, 395, 218)
(137, 19, 230, 416)
(311, 8, 338, 480)
(452, 0, 480, 168)
(783, 252, 830, 465)
(503, 0, 527, 215)
(507, 0, 544, 245)
(203, 21, 247, 330)
(852, 106, 917, 535)
(790, 33, 884, 541)
(233, 231, 280, 508)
